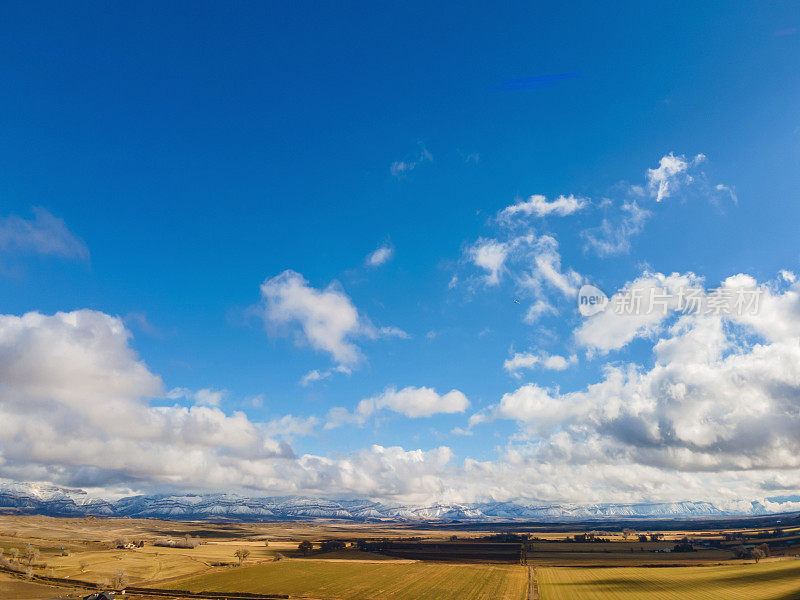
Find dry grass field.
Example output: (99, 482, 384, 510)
(0, 572, 79, 599)
(2, 515, 800, 599)
(168, 560, 529, 600)
(537, 560, 800, 600)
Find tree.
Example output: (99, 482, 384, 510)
(298, 540, 313, 555)
(9, 547, 19, 562)
(24, 546, 39, 567)
(79, 560, 88, 573)
(751, 547, 765, 564)
(112, 569, 129, 589)
(622, 528, 632, 540)
(264, 540, 270, 547)
(234, 548, 251, 565)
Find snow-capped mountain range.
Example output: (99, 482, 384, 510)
(1, 481, 797, 522)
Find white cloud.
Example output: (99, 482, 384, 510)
(469, 238, 509, 285)
(647, 153, 693, 202)
(259, 270, 402, 367)
(519, 235, 582, 297)
(366, 243, 394, 267)
(327, 386, 470, 427)
(463, 233, 580, 324)
(584, 153, 731, 257)
(575, 271, 704, 353)
(0, 310, 295, 491)
(524, 300, 557, 324)
(503, 352, 577, 376)
(445, 276, 800, 504)
(0, 207, 89, 260)
(299, 365, 352, 387)
(167, 387, 227, 407)
(358, 386, 469, 418)
(262, 414, 319, 439)
(0, 309, 469, 503)
(378, 326, 410, 339)
(499, 194, 587, 220)
(583, 201, 650, 257)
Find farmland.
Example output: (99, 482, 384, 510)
(537, 560, 800, 600)
(2, 514, 800, 599)
(167, 560, 529, 600)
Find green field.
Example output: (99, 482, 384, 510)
(169, 560, 528, 600)
(538, 560, 800, 600)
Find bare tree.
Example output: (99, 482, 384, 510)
(264, 540, 270, 547)
(112, 569, 129, 589)
(234, 548, 251, 565)
(24, 546, 39, 567)
(9, 547, 19, 562)
(751, 547, 765, 563)
(79, 560, 88, 573)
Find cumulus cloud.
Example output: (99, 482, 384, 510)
(0, 310, 296, 491)
(5, 299, 800, 507)
(575, 271, 704, 353)
(0, 207, 89, 260)
(327, 386, 469, 428)
(358, 386, 469, 418)
(0, 309, 471, 502)
(366, 243, 394, 267)
(499, 194, 587, 220)
(460, 270, 800, 504)
(259, 270, 403, 367)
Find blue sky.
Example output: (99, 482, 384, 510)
(1, 2, 800, 507)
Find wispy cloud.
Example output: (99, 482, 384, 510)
(365, 243, 394, 267)
(0, 207, 88, 260)
(390, 144, 432, 178)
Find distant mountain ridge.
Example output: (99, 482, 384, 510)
(0, 481, 791, 522)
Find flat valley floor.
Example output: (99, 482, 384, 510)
(1, 515, 799, 600)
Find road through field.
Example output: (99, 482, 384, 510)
(537, 559, 800, 600)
